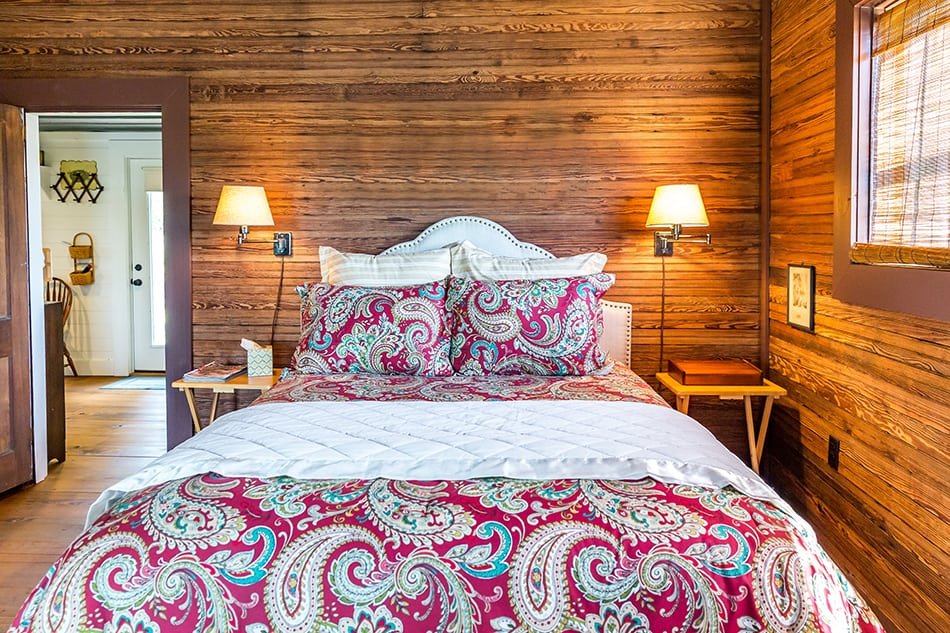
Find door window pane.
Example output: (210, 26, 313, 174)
(147, 191, 165, 347)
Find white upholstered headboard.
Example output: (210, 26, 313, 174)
(382, 216, 633, 367)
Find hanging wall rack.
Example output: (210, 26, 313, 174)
(52, 171, 104, 203)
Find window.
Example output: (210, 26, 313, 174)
(859, 0, 950, 264)
(834, 0, 950, 320)
(147, 190, 166, 347)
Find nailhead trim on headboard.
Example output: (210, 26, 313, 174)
(381, 215, 554, 259)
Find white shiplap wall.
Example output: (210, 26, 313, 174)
(39, 131, 161, 376)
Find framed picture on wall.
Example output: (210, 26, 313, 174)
(787, 263, 815, 332)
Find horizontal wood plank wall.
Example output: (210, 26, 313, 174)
(0, 5, 760, 441)
(768, 1, 950, 631)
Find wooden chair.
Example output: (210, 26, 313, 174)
(44, 277, 78, 376)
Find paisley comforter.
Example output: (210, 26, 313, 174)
(9, 374, 884, 633)
(256, 364, 670, 407)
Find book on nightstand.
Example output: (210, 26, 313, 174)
(182, 361, 247, 382)
(667, 359, 763, 386)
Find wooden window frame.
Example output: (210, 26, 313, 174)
(834, 0, 950, 321)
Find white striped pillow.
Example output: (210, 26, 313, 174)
(319, 245, 452, 286)
(449, 240, 607, 280)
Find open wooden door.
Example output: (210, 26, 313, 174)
(0, 103, 34, 493)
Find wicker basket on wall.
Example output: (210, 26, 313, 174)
(68, 232, 94, 285)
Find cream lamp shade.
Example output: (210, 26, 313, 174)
(212, 185, 274, 227)
(645, 184, 709, 228)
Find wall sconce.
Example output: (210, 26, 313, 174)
(645, 184, 712, 256)
(212, 185, 292, 256)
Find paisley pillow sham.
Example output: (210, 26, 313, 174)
(446, 273, 615, 375)
(291, 280, 453, 376)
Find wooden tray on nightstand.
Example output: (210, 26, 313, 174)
(667, 359, 763, 386)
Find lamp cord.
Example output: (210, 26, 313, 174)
(270, 256, 286, 348)
(659, 254, 666, 374)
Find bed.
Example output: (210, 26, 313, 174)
(9, 217, 883, 633)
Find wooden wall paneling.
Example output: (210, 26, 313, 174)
(769, 0, 950, 631)
(0, 0, 771, 602)
(765, 424, 943, 633)
(0, 4, 765, 414)
(1, 4, 945, 632)
(768, 339, 948, 550)
(0, 0, 765, 448)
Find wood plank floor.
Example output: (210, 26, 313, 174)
(0, 376, 166, 627)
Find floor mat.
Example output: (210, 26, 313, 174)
(100, 376, 166, 390)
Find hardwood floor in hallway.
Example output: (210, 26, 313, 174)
(0, 376, 166, 626)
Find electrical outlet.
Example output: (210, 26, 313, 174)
(828, 436, 841, 471)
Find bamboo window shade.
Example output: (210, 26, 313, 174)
(855, 0, 950, 269)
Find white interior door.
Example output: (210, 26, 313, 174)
(129, 160, 165, 372)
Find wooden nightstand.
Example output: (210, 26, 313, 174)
(656, 371, 787, 474)
(172, 370, 281, 433)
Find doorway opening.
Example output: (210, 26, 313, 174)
(24, 112, 170, 490)
(0, 76, 193, 487)
(35, 113, 166, 375)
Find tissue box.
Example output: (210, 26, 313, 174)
(247, 346, 273, 377)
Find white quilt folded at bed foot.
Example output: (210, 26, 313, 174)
(87, 399, 778, 527)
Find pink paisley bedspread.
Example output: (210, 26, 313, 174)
(255, 364, 670, 407)
(10, 472, 882, 633)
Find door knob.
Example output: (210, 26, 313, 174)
(131, 279, 143, 286)
(134, 264, 143, 271)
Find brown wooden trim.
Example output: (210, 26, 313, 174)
(0, 77, 193, 449)
(760, 0, 772, 375)
(833, 0, 950, 322)
(0, 319, 10, 357)
(851, 243, 950, 268)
